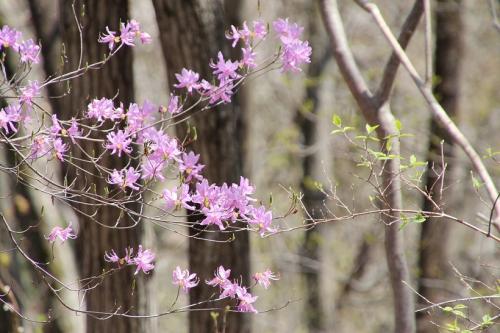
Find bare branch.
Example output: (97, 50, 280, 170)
(358, 1, 500, 230)
(376, 0, 424, 106)
(318, 0, 377, 122)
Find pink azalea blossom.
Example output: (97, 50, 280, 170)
(172, 266, 199, 293)
(132, 245, 155, 275)
(167, 94, 182, 115)
(226, 25, 242, 48)
(236, 287, 258, 313)
(179, 151, 204, 182)
(141, 158, 166, 182)
(108, 167, 141, 191)
(46, 223, 77, 243)
(162, 184, 195, 211)
(174, 68, 200, 93)
(105, 130, 132, 157)
(210, 52, 240, 81)
(247, 206, 276, 237)
(50, 115, 62, 137)
(252, 269, 279, 289)
(98, 26, 119, 50)
(140, 32, 152, 44)
(30, 135, 50, 159)
(87, 98, 116, 122)
(0, 25, 21, 50)
(241, 46, 257, 69)
(18, 39, 40, 64)
(206, 265, 231, 288)
(104, 250, 120, 263)
(67, 118, 82, 143)
(0, 104, 21, 134)
(281, 39, 312, 73)
(53, 138, 68, 161)
(252, 20, 267, 40)
(19, 80, 40, 106)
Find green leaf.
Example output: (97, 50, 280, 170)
(386, 139, 392, 152)
(412, 213, 426, 224)
(365, 123, 379, 135)
(332, 114, 342, 127)
(471, 172, 484, 190)
(395, 119, 402, 132)
(399, 214, 409, 230)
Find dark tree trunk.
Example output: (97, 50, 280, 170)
(152, 1, 249, 332)
(417, 1, 463, 332)
(59, 1, 144, 332)
(296, 6, 331, 332)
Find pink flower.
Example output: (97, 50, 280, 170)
(0, 25, 21, 50)
(50, 115, 62, 137)
(30, 135, 50, 159)
(140, 32, 152, 44)
(104, 250, 120, 263)
(273, 18, 304, 42)
(53, 138, 68, 161)
(236, 287, 258, 313)
(206, 265, 231, 288)
(19, 81, 40, 106)
(120, 22, 136, 47)
(210, 52, 240, 81)
(46, 223, 77, 243)
(179, 151, 204, 182)
(141, 158, 165, 182)
(87, 98, 116, 122)
(107, 167, 141, 191)
(167, 94, 182, 115)
(247, 206, 276, 237)
(174, 68, 200, 93)
(252, 269, 279, 289)
(172, 266, 199, 293)
(253, 20, 267, 40)
(98, 26, 119, 50)
(67, 118, 82, 143)
(281, 39, 311, 73)
(241, 47, 257, 69)
(0, 104, 21, 134)
(132, 245, 155, 275)
(105, 130, 132, 157)
(162, 184, 195, 211)
(18, 39, 40, 64)
(226, 25, 242, 48)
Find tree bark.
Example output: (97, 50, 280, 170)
(59, 1, 144, 332)
(152, 1, 249, 333)
(296, 5, 331, 332)
(319, 1, 420, 331)
(417, 1, 463, 332)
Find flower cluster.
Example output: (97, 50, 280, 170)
(206, 266, 279, 313)
(0, 25, 40, 64)
(0, 17, 307, 316)
(98, 19, 151, 51)
(273, 18, 312, 72)
(104, 245, 155, 275)
(46, 223, 77, 243)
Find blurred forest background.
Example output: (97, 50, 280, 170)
(0, 0, 498, 333)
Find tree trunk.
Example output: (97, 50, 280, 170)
(296, 5, 331, 331)
(59, 1, 144, 332)
(417, 1, 463, 332)
(152, 1, 249, 332)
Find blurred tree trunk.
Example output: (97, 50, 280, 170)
(417, 1, 463, 332)
(152, 1, 249, 332)
(26, 0, 62, 110)
(0, 18, 63, 331)
(59, 1, 144, 333)
(296, 5, 331, 332)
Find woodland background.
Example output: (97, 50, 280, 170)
(0, 0, 498, 333)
